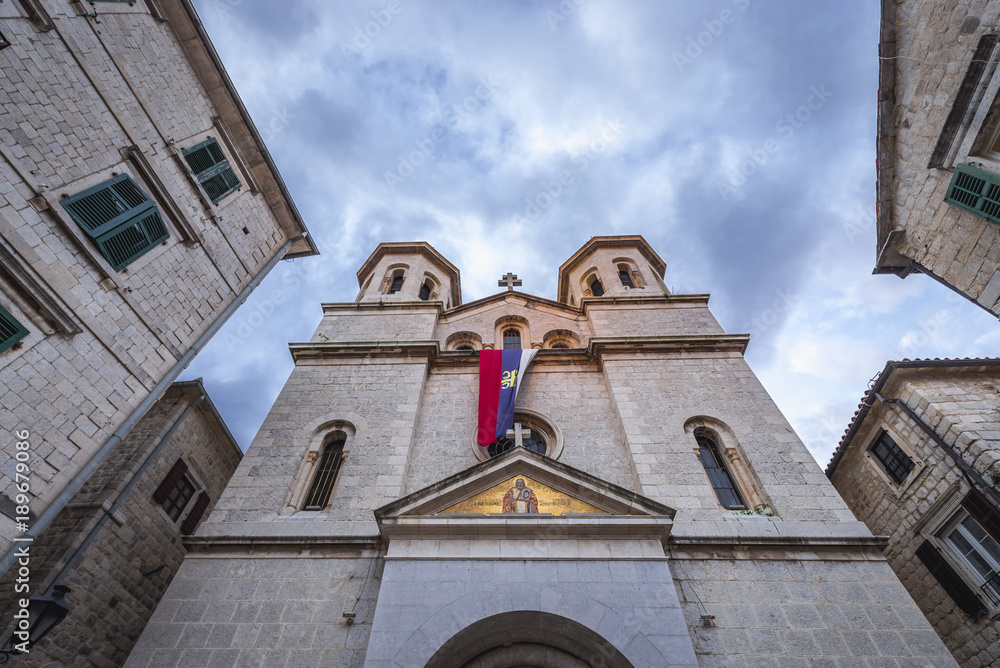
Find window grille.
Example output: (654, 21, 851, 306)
(619, 269, 634, 288)
(590, 278, 605, 296)
(419, 281, 431, 300)
(502, 328, 521, 349)
(303, 438, 345, 510)
(697, 434, 746, 510)
(869, 431, 914, 484)
(388, 274, 404, 294)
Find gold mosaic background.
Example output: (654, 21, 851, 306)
(441, 475, 605, 515)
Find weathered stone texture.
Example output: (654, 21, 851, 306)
(830, 365, 1000, 667)
(135, 238, 952, 666)
(880, 0, 1000, 313)
(0, 382, 241, 668)
(0, 0, 308, 555)
(672, 557, 956, 667)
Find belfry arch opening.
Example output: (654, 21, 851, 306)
(423, 611, 634, 668)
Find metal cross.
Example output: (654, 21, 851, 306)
(498, 272, 522, 292)
(506, 422, 531, 447)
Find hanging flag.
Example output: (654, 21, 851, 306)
(477, 349, 538, 445)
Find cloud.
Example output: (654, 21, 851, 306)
(181, 0, 997, 468)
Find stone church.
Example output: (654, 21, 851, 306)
(126, 236, 956, 667)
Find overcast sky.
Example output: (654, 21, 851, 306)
(181, 0, 1000, 468)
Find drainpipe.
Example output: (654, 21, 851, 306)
(0, 237, 297, 577)
(875, 392, 1000, 508)
(43, 393, 205, 593)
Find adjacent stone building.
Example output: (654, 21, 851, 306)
(0, 379, 241, 667)
(875, 0, 1000, 316)
(126, 237, 956, 667)
(0, 0, 317, 574)
(827, 358, 1000, 667)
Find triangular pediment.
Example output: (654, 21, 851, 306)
(375, 448, 674, 540)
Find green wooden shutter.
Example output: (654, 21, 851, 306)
(915, 539, 987, 621)
(182, 138, 241, 204)
(0, 305, 29, 354)
(61, 175, 169, 271)
(945, 163, 1000, 225)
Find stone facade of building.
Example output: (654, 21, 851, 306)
(876, 0, 1000, 316)
(828, 359, 1000, 667)
(1, 380, 241, 667)
(0, 0, 317, 565)
(126, 237, 957, 667)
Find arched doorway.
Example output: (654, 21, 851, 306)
(424, 611, 634, 668)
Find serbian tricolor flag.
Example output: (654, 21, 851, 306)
(477, 349, 538, 445)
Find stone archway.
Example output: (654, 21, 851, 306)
(424, 611, 635, 668)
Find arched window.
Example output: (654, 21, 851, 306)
(618, 266, 634, 288)
(590, 277, 605, 297)
(502, 328, 521, 349)
(696, 433, 746, 510)
(303, 435, 345, 510)
(418, 280, 432, 300)
(387, 271, 404, 294)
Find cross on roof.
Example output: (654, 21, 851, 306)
(506, 422, 531, 447)
(499, 272, 522, 292)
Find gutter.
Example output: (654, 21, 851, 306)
(0, 238, 294, 578)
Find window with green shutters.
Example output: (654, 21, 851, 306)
(182, 138, 241, 204)
(944, 163, 1000, 225)
(0, 305, 29, 354)
(61, 175, 170, 272)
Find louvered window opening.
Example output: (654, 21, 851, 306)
(945, 163, 1000, 225)
(619, 270, 634, 288)
(916, 539, 987, 620)
(502, 328, 521, 349)
(870, 432, 914, 484)
(419, 282, 432, 300)
(388, 275, 404, 294)
(162, 475, 196, 521)
(0, 306, 29, 354)
(61, 175, 169, 271)
(697, 434, 746, 510)
(183, 138, 241, 204)
(304, 439, 345, 510)
(590, 278, 605, 297)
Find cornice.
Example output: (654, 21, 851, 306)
(184, 535, 382, 554)
(320, 301, 445, 316)
(589, 334, 749, 365)
(289, 340, 440, 364)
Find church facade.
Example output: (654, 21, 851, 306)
(126, 237, 955, 667)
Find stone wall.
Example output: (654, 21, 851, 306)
(830, 366, 1000, 667)
(0, 382, 241, 668)
(671, 554, 956, 667)
(0, 0, 307, 556)
(880, 0, 1000, 313)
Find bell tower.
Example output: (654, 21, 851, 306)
(355, 241, 462, 307)
(556, 235, 668, 305)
